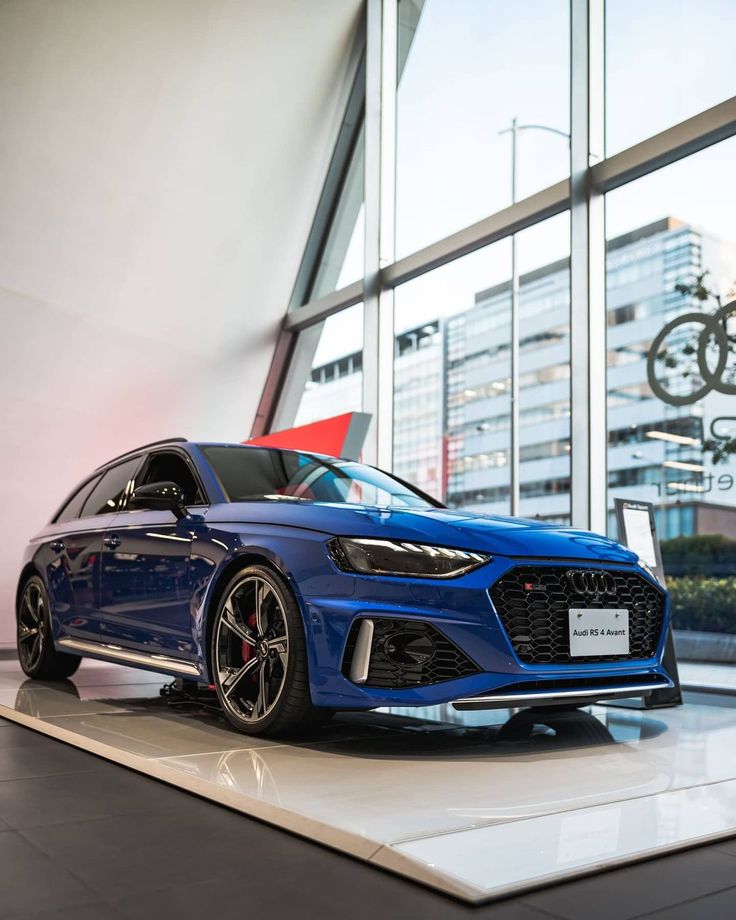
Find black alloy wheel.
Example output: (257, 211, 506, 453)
(17, 576, 80, 679)
(211, 565, 324, 736)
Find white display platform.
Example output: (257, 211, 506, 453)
(1, 657, 736, 903)
(680, 660, 736, 693)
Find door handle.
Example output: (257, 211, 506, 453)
(50, 540, 65, 554)
(103, 534, 121, 549)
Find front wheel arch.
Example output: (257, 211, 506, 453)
(16, 564, 43, 619)
(208, 562, 321, 736)
(202, 552, 304, 684)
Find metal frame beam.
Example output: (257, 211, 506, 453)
(592, 96, 736, 193)
(283, 280, 364, 333)
(249, 327, 296, 438)
(267, 323, 322, 434)
(382, 179, 570, 289)
(375, 0, 397, 472)
(287, 24, 366, 311)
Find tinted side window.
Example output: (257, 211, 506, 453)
(80, 457, 141, 518)
(55, 475, 102, 524)
(138, 452, 203, 505)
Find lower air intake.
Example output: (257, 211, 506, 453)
(342, 618, 479, 689)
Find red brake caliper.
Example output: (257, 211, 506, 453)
(241, 612, 258, 679)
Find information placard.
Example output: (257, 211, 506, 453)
(612, 498, 681, 707)
(614, 499, 665, 586)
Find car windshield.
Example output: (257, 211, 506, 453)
(202, 446, 436, 509)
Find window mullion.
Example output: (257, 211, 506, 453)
(363, 0, 397, 467)
(570, 0, 606, 531)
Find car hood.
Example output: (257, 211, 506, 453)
(209, 501, 637, 563)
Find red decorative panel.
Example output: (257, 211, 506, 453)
(245, 412, 371, 460)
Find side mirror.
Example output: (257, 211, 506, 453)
(128, 481, 187, 519)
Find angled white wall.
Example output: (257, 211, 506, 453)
(0, 0, 363, 644)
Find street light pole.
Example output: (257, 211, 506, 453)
(499, 119, 570, 517)
(507, 117, 520, 519)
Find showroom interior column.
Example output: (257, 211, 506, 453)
(570, 0, 606, 532)
(362, 0, 396, 468)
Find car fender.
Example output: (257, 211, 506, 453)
(191, 524, 336, 685)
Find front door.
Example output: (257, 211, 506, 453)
(99, 510, 195, 658)
(98, 450, 206, 659)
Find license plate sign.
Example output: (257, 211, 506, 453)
(569, 609, 629, 657)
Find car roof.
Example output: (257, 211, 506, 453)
(95, 438, 335, 471)
(195, 442, 334, 461)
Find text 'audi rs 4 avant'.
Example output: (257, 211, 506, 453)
(16, 438, 674, 736)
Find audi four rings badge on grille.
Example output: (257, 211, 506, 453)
(566, 570, 617, 595)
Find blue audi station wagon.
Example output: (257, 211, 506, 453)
(16, 438, 674, 736)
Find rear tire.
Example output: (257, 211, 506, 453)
(16, 576, 81, 680)
(210, 564, 323, 737)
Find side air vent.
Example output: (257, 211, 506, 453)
(341, 618, 479, 689)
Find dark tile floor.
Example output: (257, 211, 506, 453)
(2, 714, 736, 920)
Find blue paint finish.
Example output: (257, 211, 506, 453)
(16, 440, 671, 708)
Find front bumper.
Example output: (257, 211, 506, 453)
(301, 555, 672, 710)
(451, 675, 673, 711)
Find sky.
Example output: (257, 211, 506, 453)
(311, 0, 736, 368)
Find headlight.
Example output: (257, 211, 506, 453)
(328, 537, 491, 579)
(636, 557, 660, 583)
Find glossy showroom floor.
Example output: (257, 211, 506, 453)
(2, 658, 736, 907)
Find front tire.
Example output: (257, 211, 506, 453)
(17, 576, 80, 680)
(210, 565, 320, 737)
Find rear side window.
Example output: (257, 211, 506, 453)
(54, 475, 102, 524)
(80, 457, 141, 518)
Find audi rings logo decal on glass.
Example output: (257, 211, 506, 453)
(566, 570, 617, 596)
(646, 300, 736, 407)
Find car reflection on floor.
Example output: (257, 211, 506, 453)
(13, 677, 668, 753)
(7, 662, 736, 903)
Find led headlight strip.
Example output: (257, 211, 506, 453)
(329, 537, 491, 579)
(636, 556, 661, 585)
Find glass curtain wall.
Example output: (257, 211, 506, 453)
(395, 0, 570, 257)
(266, 0, 736, 681)
(393, 240, 512, 505)
(516, 214, 571, 522)
(292, 304, 365, 426)
(605, 0, 736, 154)
(307, 129, 365, 300)
(606, 140, 736, 652)
(391, 215, 572, 521)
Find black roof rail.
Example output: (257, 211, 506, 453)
(95, 437, 189, 471)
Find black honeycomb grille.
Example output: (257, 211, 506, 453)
(489, 565, 666, 664)
(342, 618, 480, 689)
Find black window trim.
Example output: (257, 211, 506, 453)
(51, 472, 104, 524)
(117, 446, 209, 513)
(77, 454, 147, 520)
